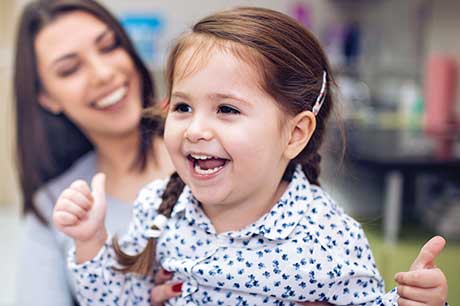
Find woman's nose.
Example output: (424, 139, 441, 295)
(88, 55, 114, 85)
(184, 117, 213, 143)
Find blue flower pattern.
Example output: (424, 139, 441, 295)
(69, 166, 402, 305)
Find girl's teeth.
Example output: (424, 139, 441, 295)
(95, 86, 127, 108)
(191, 154, 214, 160)
(194, 163, 224, 175)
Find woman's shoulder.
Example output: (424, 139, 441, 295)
(33, 151, 96, 218)
(44, 151, 96, 194)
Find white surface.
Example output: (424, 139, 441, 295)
(383, 171, 403, 245)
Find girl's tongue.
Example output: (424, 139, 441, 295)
(196, 157, 226, 170)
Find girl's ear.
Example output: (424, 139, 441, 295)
(283, 111, 316, 160)
(38, 91, 63, 114)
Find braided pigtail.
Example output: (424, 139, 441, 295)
(283, 148, 323, 186)
(113, 172, 185, 276)
(301, 152, 322, 186)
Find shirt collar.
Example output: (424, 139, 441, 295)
(171, 165, 314, 240)
(251, 165, 313, 240)
(171, 185, 194, 216)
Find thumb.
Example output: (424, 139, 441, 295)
(91, 173, 107, 211)
(410, 235, 446, 271)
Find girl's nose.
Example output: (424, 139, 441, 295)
(184, 118, 213, 143)
(88, 55, 114, 86)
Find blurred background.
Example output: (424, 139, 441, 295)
(1, 0, 459, 305)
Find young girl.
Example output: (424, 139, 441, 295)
(54, 7, 448, 306)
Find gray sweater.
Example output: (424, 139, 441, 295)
(16, 152, 133, 306)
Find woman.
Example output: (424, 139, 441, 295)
(14, 1, 174, 305)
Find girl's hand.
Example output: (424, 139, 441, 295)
(395, 236, 448, 306)
(151, 269, 182, 306)
(53, 173, 108, 244)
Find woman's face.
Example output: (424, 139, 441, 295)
(35, 11, 143, 140)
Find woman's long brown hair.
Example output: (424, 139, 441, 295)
(114, 6, 337, 276)
(14, 0, 161, 224)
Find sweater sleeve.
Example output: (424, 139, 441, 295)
(68, 179, 167, 306)
(16, 210, 75, 306)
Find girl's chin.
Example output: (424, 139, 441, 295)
(190, 188, 224, 206)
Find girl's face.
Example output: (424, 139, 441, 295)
(35, 11, 142, 140)
(164, 47, 294, 220)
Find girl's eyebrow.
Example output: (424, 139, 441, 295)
(171, 91, 251, 106)
(171, 91, 189, 100)
(209, 93, 250, 106)
(50, 28, 112, 68)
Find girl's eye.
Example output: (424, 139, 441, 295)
(218, 105, 240, 115)
(172, 102, 192, 113)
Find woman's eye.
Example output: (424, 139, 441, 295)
(218, 105, 240, 115)
(100, 36, 120, 53)
(57, 65, 79, 77)
(172, 103, 192, 113)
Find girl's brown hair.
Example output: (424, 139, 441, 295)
(115, 6, 335, 276)
(14, 0, 162, 224)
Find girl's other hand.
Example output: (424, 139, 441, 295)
(53, 173, 108, 243)
(151, 269, 182, 306)
(395, 236, 448, 306)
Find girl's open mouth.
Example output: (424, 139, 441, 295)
(187, 154, 229, 176)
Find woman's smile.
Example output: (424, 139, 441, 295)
(92, 84, 128, 110)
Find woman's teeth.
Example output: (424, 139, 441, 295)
(94, 86, 127, 109)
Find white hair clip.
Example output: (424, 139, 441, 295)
(145, 214, 169, 238)
(312, 70, 327, 116)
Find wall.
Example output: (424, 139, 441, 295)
(0, 0, 19, 206)
(426, 0, 460, 55)
(3, 0, 460, 206)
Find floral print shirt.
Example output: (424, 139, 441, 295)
(69, 166, 399, 305)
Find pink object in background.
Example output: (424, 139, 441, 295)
(290, 2, 312, 29)
(458, 57, 460, 130)
(423, 55, 457, 134)
(433, 138, 454, 160)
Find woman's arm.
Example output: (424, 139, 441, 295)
(16, 212, 74, 306)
